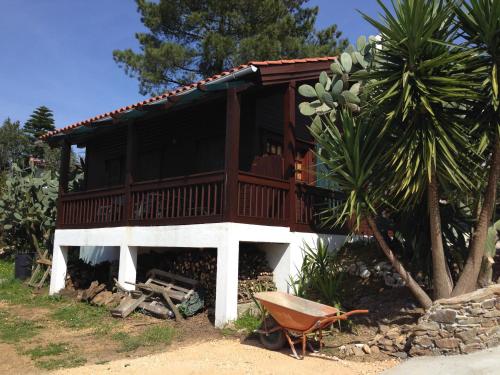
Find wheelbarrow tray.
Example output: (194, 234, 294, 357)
(254, 291, 339, 332)
(255, 291, 368, 359)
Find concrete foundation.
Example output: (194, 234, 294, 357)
(49, 223, 345, 327)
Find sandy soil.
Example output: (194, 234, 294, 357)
(55, 338, 398, 375)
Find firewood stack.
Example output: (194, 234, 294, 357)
(63, 245, 277, 308)
(65, 259, 117, 290)
(138, 245, 276, 306)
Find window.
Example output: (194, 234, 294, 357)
(265, 139, 282, 156)
(295, 151, 304, 181)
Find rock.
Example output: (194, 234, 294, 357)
(435, 338, 460, 349)
(386, 328, 401, 339)
(413, 336, 433, 348)
(379, 338, 394, 347)
(460, 343, 484, 354)
(481, 299, 496, 309)
(378, 324, 390, 334)
(362, 344, 371, 354)
(483, 310, 500, 318)
(352, 346, 364, 356)
(370, 345, 380, 354)
(429, 309, 457, 324)
(456, 328, 478, 344)
(409, 347, 434, 357)
(360, 269, 371, 279)
(414, 321, 440, 332)
(391, 352, 408, 359)
(457, 316, 482, 325)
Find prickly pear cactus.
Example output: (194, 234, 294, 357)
(298, 35, 378, 131)
(0, 163, 58, 255)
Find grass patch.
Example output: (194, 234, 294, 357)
(112, 325, 176, 352)
(24, 343, 69, 359)
(233, 311, 261, 333)
(36, 356, 87, 370)
(0, 260, 65, 307)
(51, 302, 110, 329)
(0, 259, 14, 279)
(0, 310, 40, 343)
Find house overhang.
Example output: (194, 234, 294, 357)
(41, 57, 337, 145)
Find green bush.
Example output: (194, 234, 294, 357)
(289, 238, 344, 308)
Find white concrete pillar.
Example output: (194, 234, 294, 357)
(49, 245, 68, 295)
(118, 245, 137, 291)
(215, 231, 239, 327)
(260, 243, 290, 293)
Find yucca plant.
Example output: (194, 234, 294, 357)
(451, 0, 500, 295)
(310, 109, 433, 308)
(358, 0, 482, 299)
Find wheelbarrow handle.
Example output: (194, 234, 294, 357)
(313, 309, 369, 329)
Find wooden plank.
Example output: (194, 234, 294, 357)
(111, 293, 148, 318)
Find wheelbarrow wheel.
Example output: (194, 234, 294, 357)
(259, 316, 286, 350)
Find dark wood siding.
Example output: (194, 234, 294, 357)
(85, 127, 126, 190)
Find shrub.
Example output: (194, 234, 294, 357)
(289, 239, 344, 308)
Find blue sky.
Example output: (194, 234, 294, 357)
(0, 0, 382, 130)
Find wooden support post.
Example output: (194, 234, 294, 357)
(224, 88, 241, 221)
(56, 140, 71, 228)
(59, 140, 71, 194)
(123, 122, 136, 224)
(283, 81, 297, 229)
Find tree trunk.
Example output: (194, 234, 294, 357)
(366, 215, 433, 309)
(452, 136, 500, 296)
(427, 169, 453, 299)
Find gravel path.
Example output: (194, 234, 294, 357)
(56, 338, 398, 375)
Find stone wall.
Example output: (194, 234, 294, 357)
(366, 284, 500, 357)
(409, 284, 500, 356)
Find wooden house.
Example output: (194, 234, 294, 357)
(43, 57, 346, 326)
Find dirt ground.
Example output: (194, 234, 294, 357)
(54, 337, 398, 375)
(0, 298, 221, 374)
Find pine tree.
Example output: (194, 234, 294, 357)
(24, 106, 55, 141)
(113, 0, 348, 95)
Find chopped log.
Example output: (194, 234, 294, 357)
(81, 281, 106, 301)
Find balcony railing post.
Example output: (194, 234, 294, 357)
(224, 88, 241, 222)
(283, 81, 297, 229)
(123, 121, 136, 225)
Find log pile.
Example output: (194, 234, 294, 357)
(65, 259, 118, 290)
(63, 259, 123, 308)
(63, 245, 277, 309)
(138, 245, 276, 306)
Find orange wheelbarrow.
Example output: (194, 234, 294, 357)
(254, 291, 368, 359)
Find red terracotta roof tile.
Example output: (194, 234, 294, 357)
(41, 57, 336, 140)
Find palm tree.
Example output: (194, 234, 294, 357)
(359, 0, 481, 299)
(452, 0, 500, 295)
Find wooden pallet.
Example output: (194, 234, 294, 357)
(28, 250, 52, 289)
(111, 270, 199, 321)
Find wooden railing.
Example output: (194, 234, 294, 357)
(295, 184, 343, 229)
(56, 172, 343, 233)
(58, 186, 126, 228)
(129, 171, 225, 225)
(236, 172, 289, 225)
